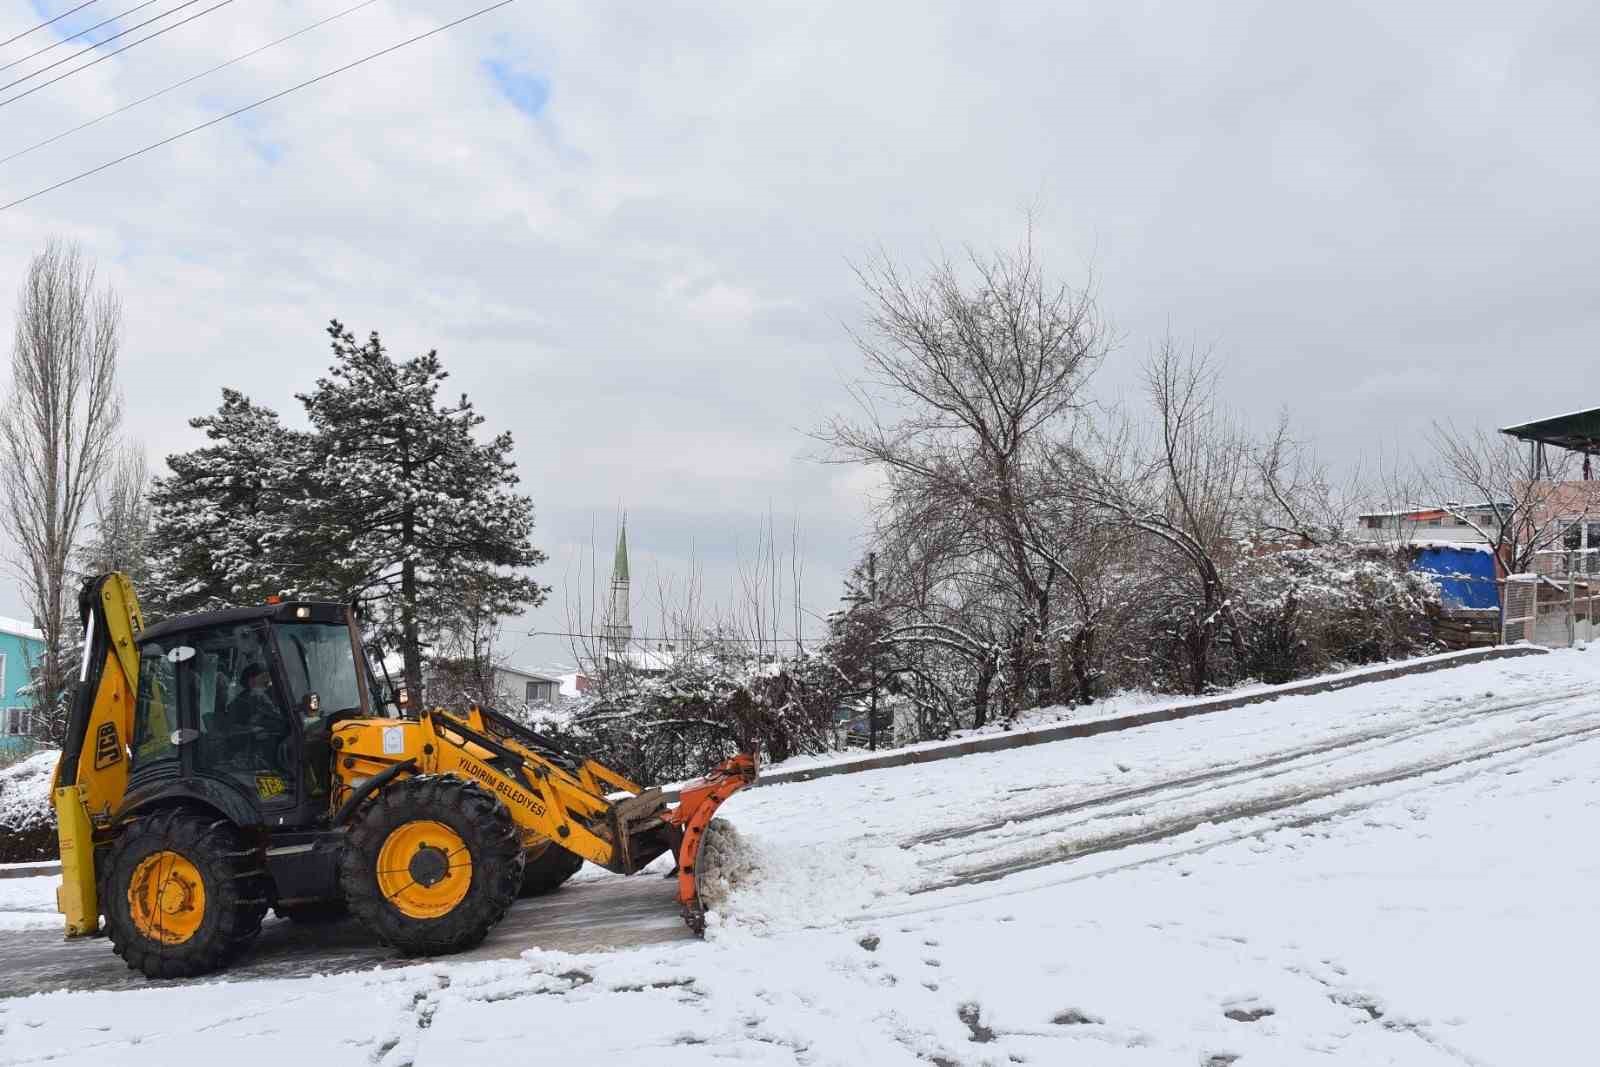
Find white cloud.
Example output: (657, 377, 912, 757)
(1, 0, 1597, 661)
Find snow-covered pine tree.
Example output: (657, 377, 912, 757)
(298, 321, 548, 704)
(145, 389, 347, 618)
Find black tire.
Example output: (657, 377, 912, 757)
(102, 809, 268, 979)
(273, 899, 348, 924)
(518, 839, 584, 897)
(339, 776, 523, 957)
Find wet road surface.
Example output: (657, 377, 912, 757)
(0, 872, 691, 997)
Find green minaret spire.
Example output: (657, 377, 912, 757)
(612, 515, 630, 583)
(604, 515, 632, 657)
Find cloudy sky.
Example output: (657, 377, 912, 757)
(0, 0, 1595, 666)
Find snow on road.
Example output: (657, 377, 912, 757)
(0, 877, 58, 931)
(2, 647, 1597, 1065)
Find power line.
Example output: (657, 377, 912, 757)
(0, 0, 219, 96)
(0, 0, 104, 50)
(1, 0, 382, 166)
(0, 0, 163, 75)
(0, 0, 517, 212)
(0, 0, 236, 112)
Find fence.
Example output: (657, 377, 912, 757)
(1501, 551, 1598, 647)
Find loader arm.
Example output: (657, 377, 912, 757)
(51, 573, 146, 936)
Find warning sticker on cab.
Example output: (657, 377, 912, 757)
(382, 725, 405, 755)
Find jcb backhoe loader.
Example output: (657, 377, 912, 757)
(51, 573, 756, 979)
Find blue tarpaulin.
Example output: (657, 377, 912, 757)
(1414, 545, 1499, 609)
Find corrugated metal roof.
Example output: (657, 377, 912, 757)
(1500, 406, 1600, 452)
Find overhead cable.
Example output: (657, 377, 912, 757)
(0, 0, 163, 75)
(0, 0, 518, 212)
(0, 0, 104, 50)
(1, 0, 383, 166)
(0, 0, 219, 95)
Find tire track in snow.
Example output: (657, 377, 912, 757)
(909, 698, 1600, 893)
(854, 724, 1600, 929)
(902, 684, 1591, 852)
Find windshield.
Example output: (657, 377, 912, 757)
(274, 622, 363, 717)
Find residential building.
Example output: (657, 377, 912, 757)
(1502, 407, 1600, 577)
(1352, 503, 1505, 545)
(492, 664, 564, 707)
(0, 615, 46, 754)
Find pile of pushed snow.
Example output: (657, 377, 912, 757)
(0, 749, 58, 863)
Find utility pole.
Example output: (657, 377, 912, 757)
(868, 551, 878, 752)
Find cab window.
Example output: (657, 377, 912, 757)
(188, 623, 294, 806)
(129, 643, 178, 771)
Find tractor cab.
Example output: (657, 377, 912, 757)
(126, 601, 375, 828)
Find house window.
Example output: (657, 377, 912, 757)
(1559, 521, 1600, 574)
(524, 681, 537, 702)
(3, 706, 27, 736)
(0, 651, 7, 700)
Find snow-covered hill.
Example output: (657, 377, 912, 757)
(3, 647, 1597, 1065)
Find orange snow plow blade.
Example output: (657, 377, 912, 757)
(664, 752, 760, 933)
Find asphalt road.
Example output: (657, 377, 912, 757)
(0, 871, 692, 997)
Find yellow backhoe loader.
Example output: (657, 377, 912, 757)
(51, 573, 756, 979)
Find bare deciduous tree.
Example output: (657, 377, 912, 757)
(0, 241, 123, 743)
(819, 230, 1109, 708)
(1074, 340, 1251, 694)
(1423, 423, 1585, 574)
(1250, 410, 1361, 547)
(77, 442, 150, 584)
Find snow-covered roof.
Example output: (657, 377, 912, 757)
(1409, 539, 1497, 553)
(0, 615, 44, 642)
(606, 646, 676, 672)
(499, 664, 562, 684)
(1358, 501, 1505, 519)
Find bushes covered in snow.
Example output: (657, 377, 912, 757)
(1230, 545, 1441, 684)
(541, 640, 839, 785)
(0, 750, 59, 863)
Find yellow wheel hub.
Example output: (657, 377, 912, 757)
(128, 850, 207, 945)
(376, 820, 472, 919)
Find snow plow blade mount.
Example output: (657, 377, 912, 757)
(666, 752, 759, 934)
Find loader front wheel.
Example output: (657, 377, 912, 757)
(341, 776, 523, 956)
(102, 810, 268, 979)
(518, 839, 584, 897)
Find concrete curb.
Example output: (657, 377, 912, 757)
(0, 861, 59, 880)
(746, 645, 1550, 793)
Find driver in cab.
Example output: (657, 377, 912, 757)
(224, 663, 290, 767)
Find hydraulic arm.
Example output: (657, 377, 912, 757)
(51, 573, 146, 936)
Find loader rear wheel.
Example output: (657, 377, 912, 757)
(102, 810, 268, 979)
(518, 839, 584, 897)
(340, 776, 523, 956)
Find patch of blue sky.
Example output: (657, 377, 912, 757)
(483, 57, 549, 119)
(226, 107, 282, 166)
(27, 0, 133, 50)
